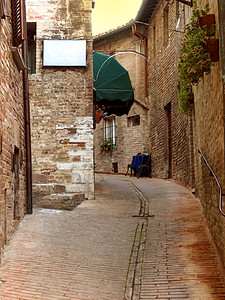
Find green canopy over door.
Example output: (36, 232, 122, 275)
(93, 52, 134, 116)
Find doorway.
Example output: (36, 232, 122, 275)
(165, 102, 172, 178)
(13, 146, 20, 219)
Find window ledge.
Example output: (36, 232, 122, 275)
(12, 47, 26, 71)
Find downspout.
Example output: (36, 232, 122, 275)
(132, 24, 148, 97)
(22, 0, 32, 214)
(217, 0, 225, 177)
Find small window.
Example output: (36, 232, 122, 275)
(127, 115, 140, 127)
(0, 0, 6, 19)
(176, 0, 180, 20)
(103, 116, 116, 146)
(135, 41, 141, 53)
(163, 4, 169, 48)
(27, 22, 36, 74)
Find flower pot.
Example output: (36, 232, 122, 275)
(207, 38, 219, 62)
(95, 111, 103, 124)
(199, 14, 215, 30)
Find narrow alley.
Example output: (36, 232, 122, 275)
(0, 174, 225, 300)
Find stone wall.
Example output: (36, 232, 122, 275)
(94, 25, 149, 174)
(0, 0, 27, 253)
(26, 0, 94, 203)
(94, 102, 149, 174)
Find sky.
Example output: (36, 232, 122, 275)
(92, 0, 143, 36)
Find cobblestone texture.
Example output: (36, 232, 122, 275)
(131, 178, 225, 300)
(0, 174, 225, 299)
(0, 174, 140, 300)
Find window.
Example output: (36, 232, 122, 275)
(163, 4, 169, 47)
(11, 0, 26, 47)
(176, 1, 180, 20)
(127, 115, 140, 127)
(0, 0, 6, 19)
(27, 22, 36, 74)
(136, 41, 141, 53)
(153, 25, 156, 60)
(103, 116, 116, 146)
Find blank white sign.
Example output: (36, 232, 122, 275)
(43, 40, 86, 67)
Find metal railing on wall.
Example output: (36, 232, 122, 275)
(198, 149, 225, 217)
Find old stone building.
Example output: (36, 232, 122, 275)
(137, 0, 225, 268)
(26, 0, 94, 207)
(0, 0, 31, 254)
(94, 23, 150, 174)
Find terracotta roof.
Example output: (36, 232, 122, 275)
(135, 0, 159, 24)
(94, 0, 160, 41)
(94, 20, 134, 41)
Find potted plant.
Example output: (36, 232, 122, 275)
(199, 13, 215, 30)
(177, 1, 216, 115)
(95, 104, 107, 124)
(100, 139, 114, 151)
(205, 38, 219, 62)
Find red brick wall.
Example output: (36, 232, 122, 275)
(147, 1, 193, 186)
(191, 0, 225, 267)
(148, 0, 225, 268)
(0, 0, 27, 253)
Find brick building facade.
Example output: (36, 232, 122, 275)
(26, 0, 94, 207)
(138, 0, 225, 268)
(94, 24, 150, 174)
(0, 0, 30, 255)
(140, 0, 194, 187)
(190, 0, 225, 266)
(94, 0, 225, 269)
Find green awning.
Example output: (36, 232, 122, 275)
(93, 52, 134, 116)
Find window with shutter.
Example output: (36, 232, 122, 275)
(11, 0, 25, 46)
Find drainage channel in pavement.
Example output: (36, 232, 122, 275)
(123, 181, 153, 300)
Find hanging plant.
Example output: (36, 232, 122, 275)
(94, 104, 108, 124)
(177, 1, 216, 115)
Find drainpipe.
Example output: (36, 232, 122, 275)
(217, 0, 225, 176)
(132, 23, 148, 97)
(22, 0, 32, 214)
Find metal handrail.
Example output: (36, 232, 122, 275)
(198, 149, 225, 217)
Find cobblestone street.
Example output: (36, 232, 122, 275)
(0, 174, 225, 299)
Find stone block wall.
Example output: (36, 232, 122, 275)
(26, 0, 94, 202)
(94, 102, 149, 174)
(0, 0, 27, 253)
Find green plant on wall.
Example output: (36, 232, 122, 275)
(178, 1, 216, 115)
(100, 139, 114, 151)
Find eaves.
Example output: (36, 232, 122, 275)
(135, 0, 160, 24)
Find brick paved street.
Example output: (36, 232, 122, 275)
(131, 178, 225, 300)
(0, 174, 225, 299)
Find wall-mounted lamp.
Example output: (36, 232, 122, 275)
(92, 1, 95, 9)
(166, 0, 193, 6)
